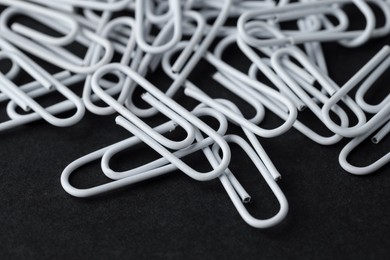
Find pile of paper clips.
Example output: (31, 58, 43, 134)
(0, 0, 389, 228)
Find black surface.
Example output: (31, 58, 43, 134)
(0, 8, 390, 260)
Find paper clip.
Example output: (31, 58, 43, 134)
(0, 0, 79, 46)
(3, 74, 86, 130)
(0, 7, 114, 74)
(5, 70, 133, 131)
(237, 0, 390, 48)
(100, 105, 227, 180)
(170, 103, 288, 228)
(271, 46, 367, 136)
(0, 52, 84, 127)
(61, 103, 230, 197)
(322, 45, 390, 137)
(339, 115, 390, 175)
(28, 0, 132, 11)
(91, 63, 232, 181)
(61, 120, 177, 198)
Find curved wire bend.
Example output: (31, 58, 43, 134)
(322, 45, 390, 137)
(212, 134, 288, 228)
(339, 116, 390, 175)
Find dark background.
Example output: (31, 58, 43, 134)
(0, 3, 389, 259)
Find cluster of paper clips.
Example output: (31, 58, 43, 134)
(0, 0, 389, 229)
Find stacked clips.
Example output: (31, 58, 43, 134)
(0, 0, 388, 229)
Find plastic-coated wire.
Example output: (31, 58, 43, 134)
(211, 134, 289, 228)
(83, 16, 137, 115)
(125, 0, 232, 118)
(271, 46, 365, 132)
(237, 0, 390, 48)
(145, 0, 174, 24)
(322, 45, 390, 137)
(28, 0, 133, 11)
(355, 55, 390, 114)
(339, 115, 390, 175)
(0, 74, 84, 131)
(211, 99, 282, 180)
(0, 0, 79, 46)
(171, 11, 206, 73)
(203, 50, 298, 137)
(232, 33, 307, 111)
(101, 105, 228, 180)
(135, 0, 182, 54)
(61, 115, 230, 197)
(61, 120, 177, 198)
(372, 120, 390, 144)
(234, 20, 318, 85)
(91, 64, 196, 151)
(0, 70, 71, 103)
(91, 63, 232, 181)
(161, 42, 266, 126)
(0, 8, 114, 74)
(297, 15, 329, 74)
(5, 72, 133, 129)
(0, 51, 85, 128)
(229, 66, 345, 145)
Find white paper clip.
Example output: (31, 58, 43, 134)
(339, 115, 390, 175)
(100, 104, 228, 181)
(61, 104, 231, 197)
(237, 0, 390, 48)
(91, 63, 232, 181)
(0, 7, 114, 74)
(271, 46, 367, 142)
(0, 0, 79, 46)
(322, 45, 390, 137)
(28, 0, 132, 12)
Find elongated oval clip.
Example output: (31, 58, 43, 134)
(61, 115, 229, 197)
(91, 63, 231, 181)
(322, 45, 390, 137)
(271, 46, 367, 143)
(28, 0, 132, 11)
(0, 0, 79, 46)
(0, 51, 85, 128)
(101, 105, 228, 180)
(0, 8, 113, 74)
(238, 0, 390, 48)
